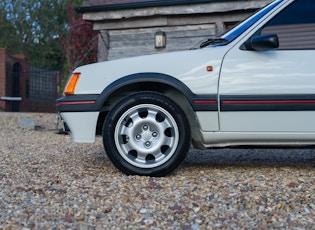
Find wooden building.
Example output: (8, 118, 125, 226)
(77, 0, 272, 62)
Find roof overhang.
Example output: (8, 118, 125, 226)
(76, 0, 243, 13)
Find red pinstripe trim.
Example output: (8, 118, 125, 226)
(194, 100, 217, 105)
(57, 101, 96, 105)
(222, 100, 315, 105)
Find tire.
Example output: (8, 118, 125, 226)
(102, 92, 190, 176)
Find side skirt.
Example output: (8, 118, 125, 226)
(200, 131, 315, 148)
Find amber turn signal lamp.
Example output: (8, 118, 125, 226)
(207, 66, 213, 72)
(64, 73, 80, 95)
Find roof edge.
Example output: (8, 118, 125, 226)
(76, 0, 243, 13)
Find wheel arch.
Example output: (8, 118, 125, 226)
(95, 72, 205, 146)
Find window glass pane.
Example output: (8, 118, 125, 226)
(261, 0, 315, 49)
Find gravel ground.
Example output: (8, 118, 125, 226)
(0, 112, 314, 229)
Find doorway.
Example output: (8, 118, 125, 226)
(11, 63, 21, 112)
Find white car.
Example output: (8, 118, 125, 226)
(57, 0, 315, 176)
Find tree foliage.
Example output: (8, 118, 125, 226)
(0, 0, 91, 73)
(0, 3, 21, 52)
(61, 4, 98, 74)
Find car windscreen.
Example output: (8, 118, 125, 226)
(220, 0, 284, 44)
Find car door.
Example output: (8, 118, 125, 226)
(218, 0, 315, 132)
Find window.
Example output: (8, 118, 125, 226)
(261, 0, 315, 50)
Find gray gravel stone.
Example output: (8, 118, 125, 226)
(18, 117, 36, 130)
(0, 112, 314, 229)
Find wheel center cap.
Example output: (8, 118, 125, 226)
(142, 131, 152, 141)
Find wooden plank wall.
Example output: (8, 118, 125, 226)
(107, 24, 216, 60)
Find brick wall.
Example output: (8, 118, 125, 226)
(0, 49, 59, 113)
(0, 49, 30, 112)
(0, 49, 7, 111)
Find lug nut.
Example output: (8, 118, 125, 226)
(144, 141, 151, 148)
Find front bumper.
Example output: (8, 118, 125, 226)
(56, 95, 101, 143)
(58, 111, 99, 143)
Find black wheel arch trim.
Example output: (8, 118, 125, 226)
(95, 72, 217, 111)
